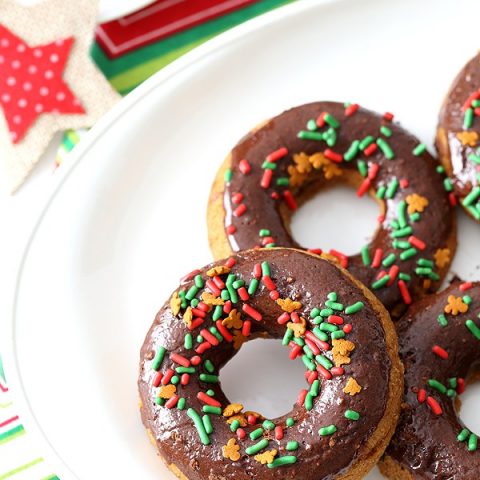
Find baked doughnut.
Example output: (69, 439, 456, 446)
(380, 279, 480, 479)
(138, 248, 403, 480)
(437, 52, 480, 222)
(208, 102, 456, 318)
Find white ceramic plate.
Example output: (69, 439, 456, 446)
(3, 0, 480, 478)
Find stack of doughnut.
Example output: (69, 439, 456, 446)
(138, 52, 480, 480)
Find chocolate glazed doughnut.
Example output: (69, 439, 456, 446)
(437, 52, 480, 222)
(380, 280, 480, 479)
(138, 248, 403, 480)
(207, 102, 456, 318)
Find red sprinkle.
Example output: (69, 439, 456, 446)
(408, 236, 426, 250)
(201, 329, 219, 346)
(181, 269, 201, 283)
(275, 426, 284, 440)
(283, 190, 298, 211)
(263, 275, 276, 291)
(231, 192, 244, 204)
(400, 178, 409, 188)
(317, 364, 332, 380)
(328, 315, 344, 325)
(277, 312, 290, 325)
(233, 204, 247, 217)
(432, 345, 449, 360)
(316, 112, 326, 127)
(195, 342, 211, 354)
(307, 371, 318, 384)
(297, 389, 308, 406)
(242, 320, 251, 337)
(329, 249, 348, 268)
(216, 320, 233, 342)
(271, 191, 280, 200)
(237, 428, 246, 440)
(343, 324, 352, 334)
(368, 163, 380, 179)
(426, 396, 443, 416)
(247, 415, 257, 425)
(345, 103, 359, 116)
(266, 147, 288, 163)
(253, 263, 262, 279)
(260, 169, 273, 189)
(152, 372, 163, 387)
(242, 304, 262, 321)
(162, 369, 174, 385)
(457, 378, 466, 395)
(206, 280, 221, 296)
(191, 308, 206, 318)
(197, 392, 221, 407)
(460, 282, 473, 292)
(190, 356, 201, 366)
(449, 193, 457, 206)
(238, 286, 249, 301)
(305, 338, 320, 356)
(417, 388, 427, 403)
(239, 159, 251, 174)
(269, 290, 280, 300)
(398, 280, 412, 305)
(372, 248, 383, 268)
(170, 353, 190, 367)
(357, 178, 371, 197)
(331, 367, 344, 376)
(289, 344, 302, 360)
(225, 257, 236, 268)
(189, 318, 204, 331)
(387, 265, 399, 286)
(291, 312, 300, 323)
(165, 395, 179, 409)
(181, 374, 190, 386)
(197, 302, 210, 312)
(308, 248, 323, 255)
(383, 112, 394, 122)
(324, 148, 343, 163)
(223, 300, 232, 314)
(305, 331, 330, 351)
(364, 143, 378, 156)
(213, 275, 225, 289)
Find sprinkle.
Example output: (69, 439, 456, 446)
(380, 126, 392, 137)
(458, 428, 470, 442)
(376, 185, 387, 199)
(225, 169, 233, 183)
(372, 275, 390, 290)
(382, 253, 396, 267)
(230, 419, 240, 432)
(359, 135, 374, 150)
(428, 379, 447, 394)
(462, 187, 480, 207)
(398, 280, 412, 305)
(242, 304, 262, 321)
(400, 248, 417, 261)
(324, 113, 339, 128)
(466, 319, 480, 340)
(324, 148, 343, 163)
(298, 130, 324, 141)
(266, 147, 288, 162)
(376, 138, 395, 159)
(171, 353, 190, 367)
(319, 425, 337, 436)
(464, 108, 474, 129)
(345, 103, 359, 116)
(233, 204, 247, 217)
(202, 415, 213, 434)
(238, 160, 250, 175)
(413, 143, 426, 156)
(246, 439, 269, 455)
(260, 169, 273, 189)
(417, 389, 427, 403)
(345, 301, 364, 315)
(151, 346, 166, 371)
(408, 236, 426, 250)
(432, 345, 448, 360)
(364, 143, 378, 156)
(199, 374, 219, 383)
(187, 408, 210, 445)
(286, 417, 295, 428)
(383, 112, 394, 121)
(386, 178, 399, 199)
(372, 248, 383, 268)
(283, 190, 297, 210)
(469, 434, 478, 452)
(250, 427, 264, 440)
(344, 409, 360, 421)
(203, 405, 222, 415)
(177, 398, 186, 410)
(460, 282, 473, 292)
(426, 396, 443, 416)
(361, 245, 371, 266)
(344, 140, 360, 161)
(197, 392, 221, 407)
(267, 456, 297, 468)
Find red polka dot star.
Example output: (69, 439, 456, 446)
(0, 25, 85, 143)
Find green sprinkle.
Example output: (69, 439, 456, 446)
(382, 253, 396, 267)
(436, 165, 446, 174)
(469, 433, 478, 452)
(185, 285, 199, 301)
(344, 409, 360, 421)
(376, 185, 387, 199)
(305, 392, 314, 411)
(327, 292, 337, 301)
(377, 138, 395, 159)
(398, 273, 411, 281)
(204, 359, 215, 373)
(262, 161, 277, 170)
(177, 398, 186, 410)
(319, 425, 337, 436)
(194, 275, 204, 288)
(263, 420, 275, 431)
(380, 126, 392, 137)
(464, 108, 474, 129)
(394, 240, 411, 249)
(313, 327, 329, 341)
(209, 327, 222, 342)
(261, 261, 271, 277)
(230, 419, 240, 432)
(316, 354, 333, 370)
(458, 428, 470, 442)
(246, 439, 269, 455)
(232, 279, 244, 289)
(320, 308, 334, 317)
(276, 177, 290, 186)
(462, 187, 480, 207)
(410, 212, 421, 222)
(151, 346, 166, 371)
(469, 153, 480, 165)
(293, 337, 305, 347)
(400, 248, 417, 261)
(203, 415, 213, 434)
(310, 307, 321, 318)
(155, 397, 165, 406)
(184, 334, 193, 350)
(176, 366, 195, 374)
(220, 289, 230, 301)
(397, 200, 408, 228)
(286, 441, 299, 451)
(179, 290, 187, 308)
(227, 285, 238, 304)
(324, 113, 340, 128)
(307, 119, 317, 131)
(438, 314, 448, 327)
(320, 323, 338, 333)
(428, 379, 447, 394)
(267, 456, 297, 468)
(325, 300, 344, 311)
(466, 319, 480, 340)
(324, 127, 337, 146)
(418, 258, 434, 268)
(372, 275, 390, 290)
(331, 330, 345, 339)
(357, 160, 368, 177)
(390, 219, 400, 230)
(391, 226, 413, 238)
(187, 408, 210, 445)
(199, 374, 219, 383)
(196, 334, 203, 343)
(202, 406, 221, 415)
(298, 130, 324, 141)
(413, 143, 426, 156)
(248, 278, 259, 295)
(206, 389, 215, 396)
(443, 177, 453, 192)
(359, 135, 374, 150)
(386, 178, 399, 199)
(466, 204, 480, 220)
(282, 328, 294, 346)
(463, 295, 473, 305)
(286, 418, 295, 427)
(171, 375, 179, 385)
(447, 389, 457, 398)
(361, 245, 371, 266)
(449, 378, 458, 389)
(344, 140, 360, 161)
(302, 355, 316, 371)
(310, 379, 320, 397)
(250, 427, 264, 440)
(259, 229, 270, 237)
(224, 168, 233, 183)
(345, 301, 364, 315)
(190, 298, 199, 308)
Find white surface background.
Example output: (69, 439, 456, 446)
(0, 0, 480, 479)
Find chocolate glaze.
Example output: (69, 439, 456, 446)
(223, 102, 455, 316)
(139, 249, 395, 479)
(386, 280, 480, 479)
(437, 53, 480, 200)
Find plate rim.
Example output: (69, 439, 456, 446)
(0, 0, 331, 477)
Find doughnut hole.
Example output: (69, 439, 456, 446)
(288, 174, 383, 256)
(220, 338, 306, 419)
(456, 368, 480, 435)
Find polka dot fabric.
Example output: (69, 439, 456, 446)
(0, 25, 84, 143)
